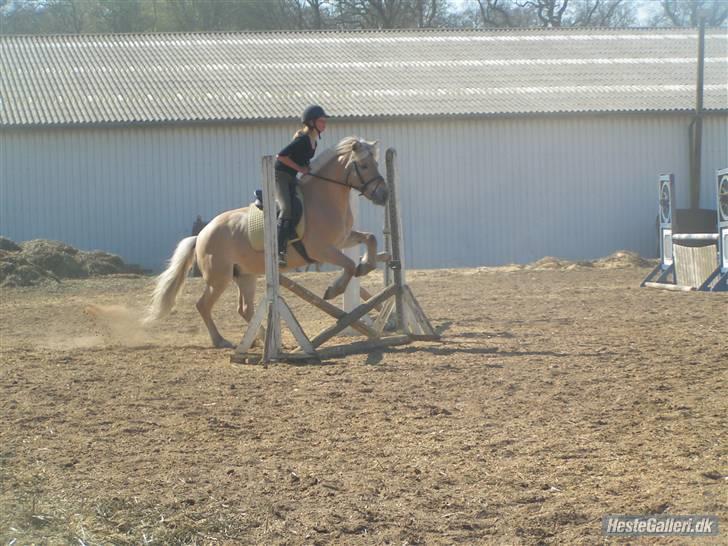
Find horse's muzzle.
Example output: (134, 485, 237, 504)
(369, 181, 389, 206)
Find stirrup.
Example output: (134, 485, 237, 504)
(253, 190, 263, 209)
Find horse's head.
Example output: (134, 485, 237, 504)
(341, 139, 389, 206)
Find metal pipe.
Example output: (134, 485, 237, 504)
(672, 233, 719, 241)
(691, 16, 706, 209)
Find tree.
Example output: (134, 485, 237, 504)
(653, 0, 728, 27)
(0, 0, 145, 33)
(162, 0, 289, 31)
(334, 0, 449, 29)
(270, 0, 336, 30)
(1, 0, 46, 33)
(99, 0, 149, 33)
(2, 0, 717, 34)
(472, 0, 534, 27)
(518, 0, 635, 27)
(521, 0, 569, 26)
(300, 0, 336, 29)
(463, 0, 636, 28)
(165, 0, 229, 31)
(413, 0, 443, 27)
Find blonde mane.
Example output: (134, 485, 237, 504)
(308, 147, 337, 172)
(308, 136, 378, 174)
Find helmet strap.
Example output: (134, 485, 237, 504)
(313, 119, 324, 137)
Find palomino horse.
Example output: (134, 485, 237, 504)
(145, 137, 388, 348)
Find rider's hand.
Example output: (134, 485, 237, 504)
(300, 166, 310, 176)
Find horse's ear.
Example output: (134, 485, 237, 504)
(368, 140, 379, 147)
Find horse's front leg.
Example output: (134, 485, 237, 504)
(310, 244, 357, 300)
(342, 230, 380, 277)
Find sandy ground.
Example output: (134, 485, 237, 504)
(0, 267, 726, 545)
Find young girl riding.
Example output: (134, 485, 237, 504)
(274, 104, 329, 266)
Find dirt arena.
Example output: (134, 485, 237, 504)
(1, 265, 726, 545)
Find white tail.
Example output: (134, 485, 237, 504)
(144, 236, 197, 324)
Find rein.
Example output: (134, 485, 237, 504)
(305, 171, 352, 189)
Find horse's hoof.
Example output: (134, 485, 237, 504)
(355, 263, 373, 277)
(215, 339, 235, 349)
(323, 287, 335, 300)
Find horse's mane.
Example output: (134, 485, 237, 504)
(308, 136, 377, 174)
(308, 147, 337, 172)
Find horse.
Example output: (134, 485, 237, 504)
(144, 137, 389, 348)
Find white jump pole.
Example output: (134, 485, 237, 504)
(343, 192, 360, 310)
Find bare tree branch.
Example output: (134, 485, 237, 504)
(660, 0, 728, 26)
(476, 0, 516, 27)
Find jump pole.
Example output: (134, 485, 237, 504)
(342, 189, 366, 334)
(231, 148, 438, 365)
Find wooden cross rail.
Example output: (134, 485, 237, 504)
(278, 274, 379, 339)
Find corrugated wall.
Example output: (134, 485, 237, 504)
(1, 115, 726, 270)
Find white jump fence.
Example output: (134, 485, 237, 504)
(642, 168, 728, 292)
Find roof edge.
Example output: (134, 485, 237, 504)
(2, 26, 726, 39)
(3, 109, 727, 131)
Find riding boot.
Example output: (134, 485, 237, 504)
(277, 219, 291, 267)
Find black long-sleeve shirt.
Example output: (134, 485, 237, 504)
(275, 133, 316, 176)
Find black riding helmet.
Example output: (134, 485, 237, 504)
(302, 104, 329, 126)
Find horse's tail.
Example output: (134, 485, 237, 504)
(143, 236, 197, 324)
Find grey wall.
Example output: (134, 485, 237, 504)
(1, 114, 726, 270)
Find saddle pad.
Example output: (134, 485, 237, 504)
(247, 186, 305, 252)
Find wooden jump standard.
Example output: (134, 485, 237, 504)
(231, 148, 439, 365)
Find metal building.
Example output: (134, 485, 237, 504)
(1, 29, 726, 270)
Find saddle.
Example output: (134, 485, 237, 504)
(247, 187, 308, 256)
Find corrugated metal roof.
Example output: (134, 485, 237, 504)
(1, 28, 727, 127)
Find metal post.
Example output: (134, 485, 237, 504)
(691, 16, 706, 209)
(383, 176, 393, 288)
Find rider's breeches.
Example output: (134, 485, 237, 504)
(274, 170, 296, 221)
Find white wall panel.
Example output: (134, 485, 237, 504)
(1, 114, 726, 271)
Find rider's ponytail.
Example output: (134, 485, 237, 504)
(294, 125, 319, 142)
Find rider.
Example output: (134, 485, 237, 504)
(274, 104, 329, 266)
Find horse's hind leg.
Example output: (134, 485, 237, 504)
(233, 272, 265, 345)
(196, 267, 234, 349)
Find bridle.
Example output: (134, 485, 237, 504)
(304, 153, 385, 197)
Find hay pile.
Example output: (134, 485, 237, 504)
(0, 237, 145, 288)
(591, 250, 655, 269)
(526, 251, 654, 270)
(477, 250, 656, 273)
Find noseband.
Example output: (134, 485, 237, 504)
(346, 160, 386, 196)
